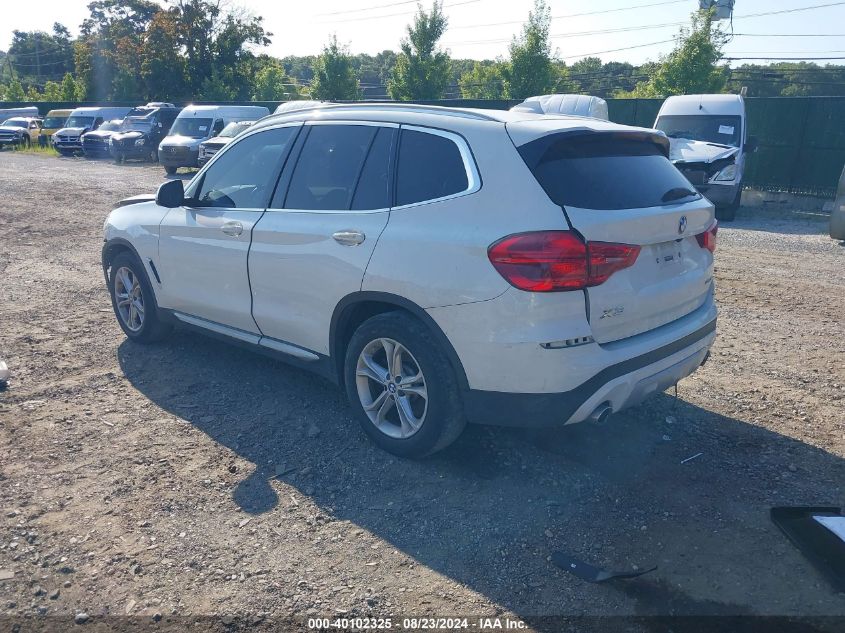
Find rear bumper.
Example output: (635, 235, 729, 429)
(463, 317, 716, 427)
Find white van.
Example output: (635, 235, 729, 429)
(654, 94, 757, 221)
(158, 105, 270, 174)
(53, 106, 132, 155)
(0, 106, 39, 124)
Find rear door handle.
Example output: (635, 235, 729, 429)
(221, 220, 243, 237)
(332, 230, 366, 246)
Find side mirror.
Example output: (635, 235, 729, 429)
(156, 179, 184, 208)
(745, 136, 759, 153)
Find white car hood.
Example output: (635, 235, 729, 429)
(669, 137, 739, 164)
(56, 127, 87, 136)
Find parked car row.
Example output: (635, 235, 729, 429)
(0, 102, 272, 175)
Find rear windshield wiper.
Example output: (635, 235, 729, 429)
(661, 187, 699, 203)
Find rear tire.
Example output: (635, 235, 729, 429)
(108, 252, 172, 343)
(164, 166, 176, 175)
(344, 312, 466, 458)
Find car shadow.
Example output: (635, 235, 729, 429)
(117, 331, 845, 623)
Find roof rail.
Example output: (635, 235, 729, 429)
(271, 101, 499, 122)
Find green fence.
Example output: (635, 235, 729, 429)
(3, 96, 844, 197)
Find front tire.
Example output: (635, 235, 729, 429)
(164, 166, 176, 175)
(344, 312, 466, 458)
(715, 188, 741, 222)
(109, 252, 172, 343)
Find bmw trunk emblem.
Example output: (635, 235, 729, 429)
(678, 215, 688, 234)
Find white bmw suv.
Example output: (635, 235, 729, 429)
(102, 103, 718, 457)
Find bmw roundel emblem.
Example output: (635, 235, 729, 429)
(678, 215, 688, 234)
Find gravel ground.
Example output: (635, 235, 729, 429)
(1, 152, 844, 631)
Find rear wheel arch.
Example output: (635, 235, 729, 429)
(330, 292, 469, 391)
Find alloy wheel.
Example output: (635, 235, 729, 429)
(355, 338, 428, 439)
(114, 266, 145, 332)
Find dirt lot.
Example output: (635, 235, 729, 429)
(1, 151, 844, 630)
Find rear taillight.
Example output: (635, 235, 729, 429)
(696, 219, 718, 253)
(487, 231, 640, 292)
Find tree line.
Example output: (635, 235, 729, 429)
(1, 0, 844, 105)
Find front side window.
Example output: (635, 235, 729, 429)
(284, 125, 377, 211)
(395, 129, 469, 207)
(189, 126, 298, 209)
(351, 127, 395, 210)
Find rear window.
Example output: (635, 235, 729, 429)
(519, 134, 699, 210)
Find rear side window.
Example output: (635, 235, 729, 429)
(519, 134, 699, 210)
(285, 125, 376, 210)
(396, 129, 469, 206)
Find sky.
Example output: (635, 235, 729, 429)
(2, 0, 845, 66)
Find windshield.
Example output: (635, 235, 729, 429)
(2, 119, 27, 128)
(219, 121, 253, 138)
(97, 120, 122, 132)
(120, 117, 153, 132)
(65, 116, 95, 128)
(42, 116, 67, 128)
(655, 114, 742, 148)
(169, 117, 213, 138)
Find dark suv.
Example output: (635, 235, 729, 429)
(109, 103, 181, 164)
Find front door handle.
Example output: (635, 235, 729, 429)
(332, 230, 366, 246)
(221, 220, 243, 237)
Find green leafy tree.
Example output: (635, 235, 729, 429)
(42, 80, 63, 101)
(60, 72, 79, 101)
(5, 79, 25, 101)
(198, 66, 236, 100)
(141, 10, 187, 101)
(8, 24, 75, 85)
(629, 10, 728, 97)
(253, 61, 301, 101)
(459, 61, 506, 99)
(505, 0, 555, 99)
(310, 35, 360, 100)
(388, 2, 450, 100)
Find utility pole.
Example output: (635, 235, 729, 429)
(35, 33, 42, 84)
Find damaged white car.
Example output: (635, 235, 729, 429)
(655, 94, 757, 221)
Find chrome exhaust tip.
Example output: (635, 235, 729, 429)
(588, 403, 612, 424)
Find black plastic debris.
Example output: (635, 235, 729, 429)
(551, 551, 657, 583)
(771, 506, 845, 593)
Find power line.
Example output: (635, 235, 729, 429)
(725, 55, 845, 60)
(449, 0, 688, 31)
(315, 0, 421, 17)
(733, 32, 845, 36)
(446, 2, 845, 47)
(561, 39, 676, 60)
(316, 0, 480, 24)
